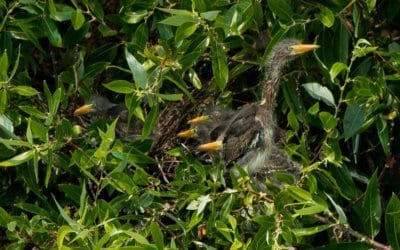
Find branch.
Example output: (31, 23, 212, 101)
(314, 214, 392, 250)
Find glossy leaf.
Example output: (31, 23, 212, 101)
(303, 82, 336, 107)
(211, 39, 228, 90)
(142, 104, 158, 139)
(319, 111, 337, 131)
(0, 149, 35, 167)
(316, 7, 335, 28)
(376, 116, 389, 155)
(361, 171, 381, 237)
(329, 62, 348, 82)
(43, 17, 62, 47)
(292, 225, 331, 236)
(10, 86, 39, 96)
(103, 80, 135, 94)
(175, 22, 198, 43)
(385, 193, 400, 249)
(71, 9, 85, 30)
(125, 48, 148, 89)
(267, 0, 294, 22)
(343, 104, 365, 140)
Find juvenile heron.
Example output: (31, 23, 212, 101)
(73, 95, 144, 141)
(178, 38, 319, 190)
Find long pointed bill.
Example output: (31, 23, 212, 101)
(187, 115, 211, 125)
(198, 141, 223, 151)
(177, 129, 198, 138)
(292, 44, 320, 54)
(74, 104, 94, 116)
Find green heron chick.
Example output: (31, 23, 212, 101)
(74, 95, 144, 141)
(178, 39, 319, 190)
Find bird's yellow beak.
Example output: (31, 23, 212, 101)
(73, 104, 94, 116)
(198, 141, 223, 151)
(291, 44, 320, 55)
(187, 115, 211, 125)
(177, 129, 198, 138)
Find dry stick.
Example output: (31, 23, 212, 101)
(314, 214, 391, 250)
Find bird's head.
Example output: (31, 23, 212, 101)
(270, 38, 320, 63)
(73, 95, 115, 116)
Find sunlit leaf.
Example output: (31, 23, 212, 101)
(303, 83, 336, 107)
(292, 225, 331, 236)
(71, 9, 85, 30)
(0, 149, 35, 167)
(329, 62, 348, 82)
(103, 80, 135, 94)
(125, 48, 148, 89)
(10, 86, 39, 96)
(316, 7, 335, 28)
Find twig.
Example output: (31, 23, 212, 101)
(314, 214, 391, 250)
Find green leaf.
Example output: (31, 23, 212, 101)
(57, 225, 74, 248)
(0, 207, 12, 227)
(15, 20, 45, 53)
(133, 23, 149, 50)
(0, 50, 8, 82)
(200, 10, 221, 21)
(343, 104, 365, 140)
(329, 62, 348, 82)
(109, 172, 137, 195)
(175, 22, 198, 43)
(302, 83, 336, 107)
(211, 39, 228, 91)
(267, 0, 294, 22)
(316, 7, 335, 28)
(215, 220, 233, 242)
(376, 117, 389, 155)
(142, 104, 158, 139)
(42, 17, 62, 47)
(125, 48, 148, 89)
(156, 93, 183, 101)
(286, 186, 312, 202)
(294, 203, 327, 216)
(123, 10, 148, 24)
(71, 9, 85, 30)
(10, 86, 39, 96)
(98, 24, 117, 37)
(292, 224, 331, 237)
(319, 111, 337, 131)
(362, 170, 381, 237)
(159, 15, 200, 27)
(188, 69, 202, 89)
(0, 149, 35, 167)
(287, 110, 299, 131)
(158, 8, 195, 16)
(326, 193, 347, 224)
(385, 193, 400, 249)
(365, 0, 376, 12)
(0, 114, 14, 134)
(94, 119, 117, 159)
(103, 80, 135, 94)
(150, 221, 164, 250)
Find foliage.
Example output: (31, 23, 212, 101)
(0, 0, 399, 249)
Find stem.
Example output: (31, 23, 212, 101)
(314, 214, 391, 250)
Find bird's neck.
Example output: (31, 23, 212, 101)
(260, 57, 286, 109)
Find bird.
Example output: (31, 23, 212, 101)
(178, 38, 319, 190)
(73, 95, 144, 141)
